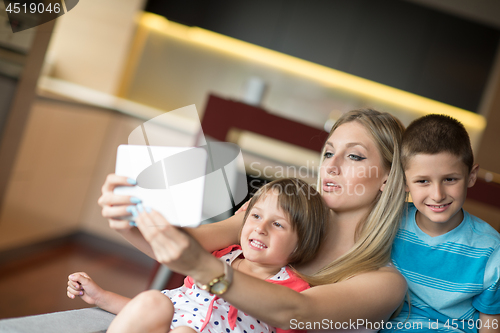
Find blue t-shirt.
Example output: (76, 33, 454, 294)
(382, 203, 500, 333)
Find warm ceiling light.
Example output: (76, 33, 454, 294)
(138, 12, 485, 132)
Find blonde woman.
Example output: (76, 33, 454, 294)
(96, 109, 408, 332)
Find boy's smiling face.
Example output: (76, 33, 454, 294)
(404, 152, 478, 236)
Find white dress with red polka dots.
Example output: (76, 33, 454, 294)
(161, 245, 309, 333)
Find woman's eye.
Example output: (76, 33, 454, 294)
(324, 152, 333, 158)
(252, 214, 260, 219)
(348, 154, 366, 161)
(416, 180, 428, 184)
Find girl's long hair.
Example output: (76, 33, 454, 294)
(307, 109, 406, 286)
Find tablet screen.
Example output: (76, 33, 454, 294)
(114, 145, 207, 228)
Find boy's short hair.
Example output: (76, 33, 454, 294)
(242, 178, 329, 266)
(401, 114, 474, 172)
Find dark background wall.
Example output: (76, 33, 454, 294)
(144, 0, 500, 113)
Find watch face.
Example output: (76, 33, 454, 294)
(211, 281, 229, 295)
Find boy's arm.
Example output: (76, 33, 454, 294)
(478, 313, 500, 333)
(476, 245, 500, 333)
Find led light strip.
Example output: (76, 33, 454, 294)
(137, 12, 485, 132)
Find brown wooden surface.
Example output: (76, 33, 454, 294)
(0, 234, 153, 320)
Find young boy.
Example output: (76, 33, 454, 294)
(384, 114, 500, 333)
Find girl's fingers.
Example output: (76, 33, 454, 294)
(67, 273, 89, 298)
(67, 286, 78, 295)
(67, 290, 75, 299)
(67, 286, 83, 297)
(68, 272, 91, 285)
(67, 280, 80, 291)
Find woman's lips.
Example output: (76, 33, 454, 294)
(323, 180, 341, 192)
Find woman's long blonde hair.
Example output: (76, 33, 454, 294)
(307, 109, 406, 286)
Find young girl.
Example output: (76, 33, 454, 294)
(67, 177, 329, 333)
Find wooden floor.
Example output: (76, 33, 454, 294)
(0, 233, 155, 320)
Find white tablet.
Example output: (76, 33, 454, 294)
(114, 145, 207, 228)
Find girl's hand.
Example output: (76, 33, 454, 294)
(134, 206, 218, 278)
(67, 272, 105, 306)
(97, 174, 141, 231)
